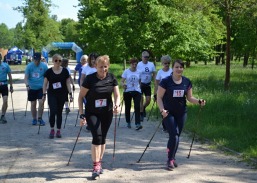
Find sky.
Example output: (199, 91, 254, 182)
(0, 0, 80, 29)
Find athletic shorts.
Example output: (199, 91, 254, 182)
(28, 89, 43, 101)
(140, 83, 151, 97)
(0, 84, 8, 97)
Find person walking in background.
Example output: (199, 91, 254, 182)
(121, 58, 142, 130)
(24, 52, 48, 126)
(154, 55, 173, 132)
(80, 53, 98, 86)
(0, 53, 13, 124)
(74, 55, 88, 86)
(137, 50, 156, 121)
(61, 58, 75, 114)
(42, 54, 73, 139)
(78, 55, 120, 180)
(156, 59, 206, 170)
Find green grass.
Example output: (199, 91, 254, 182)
(110, 61, 257, 160)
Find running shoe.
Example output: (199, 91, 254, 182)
(167, 160, 175, 170)
(38, 119, 45, 126)
(49, 129, 55, 139)
(56, 130, 62, 138)
(92, 162, 101, 180)
(136, 124, 143, 130)
(32, 119, 37, 125)
(0, 116, 7, 124)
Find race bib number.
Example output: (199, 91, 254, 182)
(95, 99, 107, 108)
(0, 82, 4, 85)
(173, 90, 184, 97)
(52, 82, 62, 89)
(32, 72, 40, 78)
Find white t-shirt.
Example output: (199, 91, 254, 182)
(81, 65, 97, 76)
(121, 69, 141, 93)
(136, 61, 156, 84)
(156, 68, 172, 81)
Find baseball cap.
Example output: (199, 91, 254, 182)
(33, 52, 41, 61)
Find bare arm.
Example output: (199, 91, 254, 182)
(42, 78, 48, 94)
(78, 86, 88, 115)
(113, 85, 121, 114)
(154, 79, 160, 95)
(8, 72, 13, 92)
(157, 85, 168, 118)
(186, 88, 206, 106)
(73, 70, 77, 81)
(80, 73, 86, 87)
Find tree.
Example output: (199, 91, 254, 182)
(77, 0, 224, 62)
(14, 0, 62, 50)
(0, 23, 14, 48)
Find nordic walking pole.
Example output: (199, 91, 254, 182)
(38, 100, 45, 135)
(75, 110, 79, 126)
(113, 112, 118, 161)
(137, 119, 162, 163)
(130, 111, 134, 122)
(147, 100, 156, 121)
(117, 98, 124, 127)
(67, 126, 83, 166)
(63, 111, 69, 129)
(10, 92, 15, 120)
(187, 102, 203, 159)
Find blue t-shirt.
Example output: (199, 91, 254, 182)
(74, 63, 83, 85)
(25, 62, 48, 90)
(0, 62, 11, 85)
(159, 75, 192, 116)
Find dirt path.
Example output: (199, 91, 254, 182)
(0, 81, 256, 183)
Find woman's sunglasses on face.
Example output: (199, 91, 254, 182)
(54, 59, 62, 63)
(163, 62, 170, 65)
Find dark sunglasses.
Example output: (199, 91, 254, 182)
(54, 60, 62, 63)
(163, 62, 170, 65)
(143, 56, 149, 58)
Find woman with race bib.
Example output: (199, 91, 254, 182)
(42, 54, 73, 139)
(156, 59, 206, 170)
(78, 55, 120, 180)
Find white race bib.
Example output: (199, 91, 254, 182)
(173, 90, 184, 97)
(52, 82, 62, 89)
(95, 99, 107, 108)
(32, 72, 40, 78)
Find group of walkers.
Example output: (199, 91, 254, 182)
(0, 50, 205, 180)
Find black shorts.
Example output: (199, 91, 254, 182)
(0, 84, 8, 97)
(140, 83, 151, 97)
(28, 89, 43, 101)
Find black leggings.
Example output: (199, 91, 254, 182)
(86, 110, 113, 145)
(123, 91, 141, 125)
(163, 113, 187, 161)
(47, 93, 66, 129)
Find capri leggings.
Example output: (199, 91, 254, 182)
(163, 113, 187, 161)
(86, 110, 113, 145)
(47, 93, 66, 129)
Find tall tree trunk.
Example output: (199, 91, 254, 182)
(224, 0, 231, 91)
(243, 53, 249, 67)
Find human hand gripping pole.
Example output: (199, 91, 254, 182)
(187, 99, 205, 159)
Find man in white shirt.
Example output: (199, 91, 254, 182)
(136, 50, 156, 121)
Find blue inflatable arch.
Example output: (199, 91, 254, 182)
(42, 42, 83, 63)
